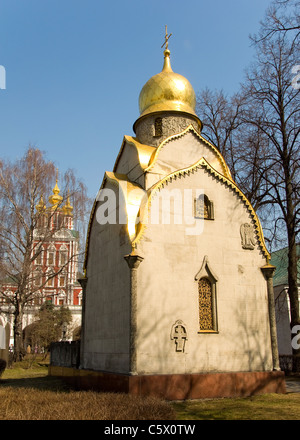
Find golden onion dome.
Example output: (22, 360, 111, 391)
(138, 48, 199, 121)
(62, 192, 73, 216)
(36, 195, 46, 212)
(48, 179, 63, 208)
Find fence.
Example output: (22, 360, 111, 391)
(50, 341, 80, 368)
(279, 355, 300, 373)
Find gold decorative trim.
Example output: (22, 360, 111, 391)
(132, 157, 270, 261)
(84, 134, 270, 272)
(145, 124, 232, 181)
(113, 135, 155, 172)
(197, 331, 219, 334)
(83, 172, 145, 272)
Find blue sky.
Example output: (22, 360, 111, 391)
(0, 0, 272, 199)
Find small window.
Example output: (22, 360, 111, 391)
(47, 275, 54, 287)
(46, 268, 55, 287)
(47, 246, 56, 266)
(35, 251, 43, 265)
(60, 252, 67, 266)
(194, 194, 214, 220)
(154, 117, 163, 137)
(59, 246, 68, 266)
(59, 275, 65, 287)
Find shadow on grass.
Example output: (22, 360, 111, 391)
(0, 375, 73, 392)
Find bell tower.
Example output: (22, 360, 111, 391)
(33, 173, 81, 309)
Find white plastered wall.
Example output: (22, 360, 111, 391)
(83, 181, 132, 373)
(134, 168, 273, 374)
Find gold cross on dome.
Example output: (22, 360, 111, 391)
(161, 25, 172, 50)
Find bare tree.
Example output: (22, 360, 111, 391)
(196, 89, 270, 211)
(244, 34, 300, 357)
(252, 0, 300, 47)
(0, 147, 90, 360)
(197, 31, 300, 359)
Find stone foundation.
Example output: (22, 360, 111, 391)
(48, 366, 286, 400)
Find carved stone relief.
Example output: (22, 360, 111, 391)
(170, 320, 188, 352)
(240, 223, 256, 250)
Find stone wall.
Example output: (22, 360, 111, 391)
(50, 341, 80, 368)
(134, 113, 201, 147)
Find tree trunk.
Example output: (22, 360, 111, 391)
(287, 238, 300, 370)
(284, 160, 300, 367)
(13, 301, 25, 362)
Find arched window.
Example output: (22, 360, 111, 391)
(194, 194, 214, 220)
(58, 290, 66, 306)
(59, 245, 68, 266)
(59, 272, 66, 287)
(35, 247, 43, 265)
(47, 244, 56, 266)
(198, 278, 214, 331)
(47, 269, 55, 287)
(195, 256, 218, 333)
(154, 117, 163, 137)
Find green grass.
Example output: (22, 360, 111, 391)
(173, 393, 300, 420)
(0, 355, 70, 391)
(1, 357, 300, 420)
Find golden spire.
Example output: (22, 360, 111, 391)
(62, 190, 73, 216)
(48, 170, 63, 208)
(36, 195, 46, 212)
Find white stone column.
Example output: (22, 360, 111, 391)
(261, 263, 280, 371)
(124, 252, 144, 375)
(78, 277, 88, 369)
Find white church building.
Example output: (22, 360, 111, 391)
(49, 34, 285, 399)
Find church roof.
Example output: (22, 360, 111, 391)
(131, 156, 270, 261)
(113, 136, 156, 172)
(114, 126, 233, 182)
(83, 123, 270, 273)
(144, 124, 233, 180)
(271, 245, 300, 287)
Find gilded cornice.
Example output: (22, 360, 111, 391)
(83, 172, 145, 273)
(113, 136, 156, 172)
(84, 133, 269, 273)
(83, 197, 97, 274)
(132, 157, 270, 261)
(113, 127, 232, 182)
(145, 124, 232, 181)
(199, 159, 270, 261)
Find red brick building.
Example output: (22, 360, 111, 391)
(0, 179, 82, 347)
